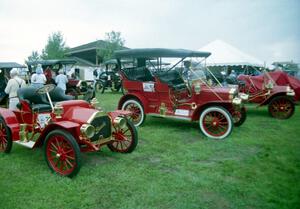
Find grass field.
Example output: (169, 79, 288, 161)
(0, 92, 299, 209)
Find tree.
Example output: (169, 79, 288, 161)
(26, 51, 40, 63)
(41, 31, 67, 60)
(97, 31, 125, 62)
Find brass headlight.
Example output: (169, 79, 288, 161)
(113, 117, 126, 129)
(239, 93, 249, 101)
(286, 86, 295, 96)
(80, 124, 95, 138)
(229, 87, 238, 100)
(232, 97, 242, 105)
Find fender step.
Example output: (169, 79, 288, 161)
(14, 140, 35, 149)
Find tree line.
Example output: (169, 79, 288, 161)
(27, 31, 125, 63)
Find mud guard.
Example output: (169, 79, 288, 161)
(33, 121, 80, 148)
(0, 108, 20, 140)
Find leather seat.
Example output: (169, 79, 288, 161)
(17, 87, 51, 112)
(32, 104, 52, 112)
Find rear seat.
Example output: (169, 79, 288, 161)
(124, 67, 154, 82)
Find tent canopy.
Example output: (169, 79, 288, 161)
(198, 40, 263, 67)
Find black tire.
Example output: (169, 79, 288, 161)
(268, 96, 295, 119)
(0, 117, 12, 153)
(107, 120, 138, 153)
(95, 80, 104, 93)
(101, 81, 106, 94)
(232, 107, 247, 127)
(44, 130, 81, 178)
(121, 99, 146, 127)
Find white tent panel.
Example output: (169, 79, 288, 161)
(199, 40, 263, 67)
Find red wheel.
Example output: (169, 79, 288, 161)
(199, 106, 233, 139)
(231, 107, 247, 127)
(121, 99, 145, 127)
(44, 130, 81, 177)
(0, 117, 12, 153)
(108, 120, 138, 153)
(268, 96, 295, 119)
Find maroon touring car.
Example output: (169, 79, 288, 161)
(0, 84, 138, 177)
(114, 48, 248, 139)
(238, 71, 296, 119)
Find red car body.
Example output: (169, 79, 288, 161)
(238, 72, 296, 119)
(114, 48, 247, 139)
(0, 85, 138, 177)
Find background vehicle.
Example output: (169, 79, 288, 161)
(0, 84, 138, 177)
(95, 59, 122, 93)
(26, 59, 95, 101)
(115, 48, 248, 139)
(238, 71, 297, 119)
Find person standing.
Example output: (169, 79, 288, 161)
(55, 69, 68, 93)
(5, 68, 26, 110)
(31, 64, 46, 88)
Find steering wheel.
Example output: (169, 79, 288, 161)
(36, 84, 56, 95)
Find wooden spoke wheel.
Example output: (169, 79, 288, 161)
(231, 107, 247, 127)
(121, 99, 145, 127)
(44, 130, 81, 177)
(268, 96, 295, 119)
(0, 117, 12, 153)
(108, 120, 138, 153)
(199, 106, 233, 139)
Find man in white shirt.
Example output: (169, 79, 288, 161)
(55, 69, 68, 93)
(5, 68, 26, 110)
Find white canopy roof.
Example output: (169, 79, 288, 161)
(199, 40, 263, 67)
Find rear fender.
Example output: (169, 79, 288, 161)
(0, 108, 20, 140)
(191, 102, 233, 121)
(117, 93, 149, 112)
(33, 121, 80, 148)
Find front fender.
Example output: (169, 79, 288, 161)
(191, 101, 233, 121)
(0, 108, 20, 140)
(108, 110, 132, 121)
(117, 93, 149, 111)
(34, 121, 80, 148)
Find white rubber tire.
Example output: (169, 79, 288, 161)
(199, 106, 233, 139)
(121, 99, 145, 127)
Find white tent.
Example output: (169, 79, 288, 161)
(199, 40, 263, 67)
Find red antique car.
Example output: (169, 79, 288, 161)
(114, 48, 248, 139)
(238, 71, 296, 119)
(0, 84, 138, 177)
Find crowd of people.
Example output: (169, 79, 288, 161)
(1, 64, 69, 110)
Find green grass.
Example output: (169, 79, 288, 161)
(0, 92, 299, 209)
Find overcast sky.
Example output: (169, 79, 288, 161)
(0, 0, 299, 64)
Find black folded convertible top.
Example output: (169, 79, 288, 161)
(114, 48, 211, 59)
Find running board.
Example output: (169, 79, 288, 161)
(148, 113, 191, 121)
(14, 140, 35, 149)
